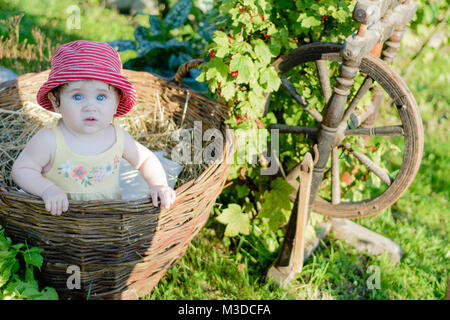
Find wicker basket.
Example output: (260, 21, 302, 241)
(0, 63, 234, 300)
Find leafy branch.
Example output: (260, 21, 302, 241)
(0, 226, 58, 300)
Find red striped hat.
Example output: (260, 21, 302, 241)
(37, 40, 137, 117)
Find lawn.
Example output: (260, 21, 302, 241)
(0, 0, 448, 300)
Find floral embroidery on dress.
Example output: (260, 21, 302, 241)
(103, 161, 114, 175)
(58, 160, 74, 178)
(72, 166, 87, 180)
(94, 172, 104, 183)
(55, 156, 120, 187)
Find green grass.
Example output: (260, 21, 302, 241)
(0, 1, 448, 300)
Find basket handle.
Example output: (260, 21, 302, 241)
(171, 59, 205, 85)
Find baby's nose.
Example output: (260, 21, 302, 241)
(82, 100, 98, 111)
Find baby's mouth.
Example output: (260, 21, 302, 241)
(84, 117, 98, 123)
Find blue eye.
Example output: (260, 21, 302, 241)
(97, 94, 106, 101)
(73, 94, 82, 101)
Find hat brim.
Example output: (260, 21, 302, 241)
(36, 68, 137, 117)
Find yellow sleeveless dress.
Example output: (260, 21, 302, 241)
(43, 122, 124, 201)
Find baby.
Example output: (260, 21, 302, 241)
(11, 40, 176, 215)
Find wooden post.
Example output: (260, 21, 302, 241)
(266, 153, 314, 287)
(330, 218, 403, 264)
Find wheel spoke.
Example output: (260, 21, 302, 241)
(331, 147, 341, 204)
(351, 103, 376, 128)
(343, 143, 394, 186)
(315, 60, 332, 104)
(361, 87, 385, 128)
(269, 124, 318, 137)
(340, 76, 374, 127)
(345, 125, 404, 137)
(349, 87, 386, 129)
(281, 76, 323, 123)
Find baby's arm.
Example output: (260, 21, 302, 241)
(122, 129, 176, 209)
(11, 129, 68, 216)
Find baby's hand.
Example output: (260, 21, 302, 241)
(149, 185, 176, 209)
(41, 185, 69, 216)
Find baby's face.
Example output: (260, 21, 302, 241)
(51, 80, 120, 135)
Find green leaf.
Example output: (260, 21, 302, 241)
(195, 70, 206, 82)
(11, 243, 24, 251)
(168, 53, 192, 72)
(0, 227, 57, 299)
(148, 15, 162, 36)
(24, 265, 34, 283)
(271, 177, 296, 195)
(164, 0, 193, 30)
(23, 247, 43, 269)
(134, 26, 149, 44)
(236, 185, 250, 198)
(163, 38, 184, 50)
(137, 40, 165, 57)
(215, 45, 229, 58)
(232, 41, 253, 55)
(0, 268, 11, 287)
(108, 40, 136, 52)
(349, 113, 358, 129)
(206, 58, 229, 83)
(254, 40, 273, 65)
(219, 0, 235, 13)
(301, 16, 321, 28)
(259, 178, 295, 231)
(221, 82, 236, 101)
(229, 54, 254, 83)
(249, 76, 264, 96)
(0, 229, 12, 251)
(259, 190, 286, 228)
(260, 67, 281, 92)
(213, 31, 230, 47)
(248, 91, 266, 112)
(216, 204, 250, 237)
(38, 287, 59, 300)
(13, 280, 41, 299)
(0, 254, 19, 287)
